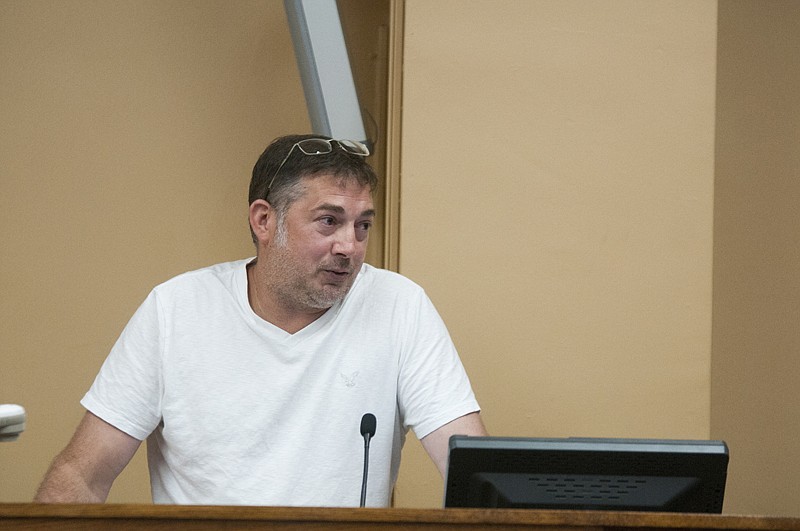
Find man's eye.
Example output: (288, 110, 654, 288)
(319, 216, 336, 226)
(358, 221, 372, 232)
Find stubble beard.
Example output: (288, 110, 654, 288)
(267, 218, 356, 312)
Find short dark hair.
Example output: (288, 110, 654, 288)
(249, 134, 378, 210)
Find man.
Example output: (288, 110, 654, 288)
(35, 134, 487, 506)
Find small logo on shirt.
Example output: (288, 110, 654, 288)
(340, 371, 359, 388)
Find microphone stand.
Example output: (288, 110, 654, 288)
(360, 432, 371, 507)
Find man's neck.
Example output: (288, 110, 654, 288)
(247, 262, 328, 334)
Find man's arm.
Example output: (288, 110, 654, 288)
(419, 412, 488, 477)
(34, 411, 141, 503)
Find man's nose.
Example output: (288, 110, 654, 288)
(332, 226, 357, 256)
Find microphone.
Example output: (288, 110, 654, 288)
(0, 404, 26, 442)
(359, 413, 376, 507)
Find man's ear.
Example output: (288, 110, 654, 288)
(249, 199, 274, 244)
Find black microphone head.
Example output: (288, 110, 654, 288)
(360, 413, 376, 437)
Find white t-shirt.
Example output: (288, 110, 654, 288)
(81, 259, 480, 506)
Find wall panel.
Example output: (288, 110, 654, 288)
(395, 0, 717, 508)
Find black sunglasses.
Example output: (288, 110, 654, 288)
(265, 138, 370, 199)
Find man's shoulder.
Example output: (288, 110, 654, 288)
(151, 258, 250, 296)
(357, 263, 424, 294)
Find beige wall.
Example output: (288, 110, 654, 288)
(0, 0, 309, 502)
(393, 0, 718, 508)
(712, 1, 800, 517)
(393, 0, 800, 516)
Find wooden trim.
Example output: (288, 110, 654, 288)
(2, 504, 799, 531)
(382, 0, 404, 272)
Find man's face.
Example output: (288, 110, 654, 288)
(262, 174, 375, 313)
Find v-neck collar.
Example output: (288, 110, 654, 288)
(235, 258, 355, 347)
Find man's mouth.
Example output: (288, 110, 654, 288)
(321, 266, 352, 278)
(322, 260, 352, 276)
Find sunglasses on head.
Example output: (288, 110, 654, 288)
(265, 138, 370, 199)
